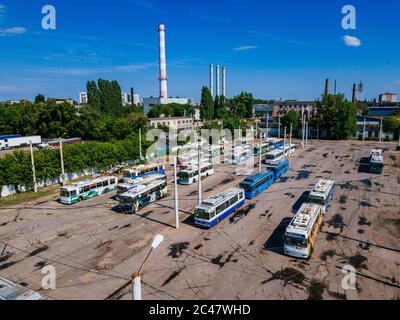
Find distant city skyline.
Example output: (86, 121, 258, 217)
(0, 0, 399, 102)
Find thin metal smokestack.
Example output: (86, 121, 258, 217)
(222, 66, 226, 97)
(216, 65, 220, 97)
(158, 24, 168, 99)
(209, 64, 214, 97)
(325, 79, 329, 97)
(352, 83, 357, 103)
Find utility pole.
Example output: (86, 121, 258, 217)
(266, 114, 269, 140)
(59, 138, 65, 185)
(173, 156, 179, 229)
(258, 129, 262, 173)
(283, 127, 287, 159)
(363, 118, 366, 142)
(306, 122, 309, 148)
(198, 139, 202, 206)
(139, 129, 143, 159)
(302, 112, 305, 148)
(277, 117, 281, 139)
(29, 141, 37, 193)
(379, 116, 383, 142)
(289, 124, 293, 159)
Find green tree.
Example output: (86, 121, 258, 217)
(316, 94, 357, 140)
(200, 86, 214, 120)
(281, 110, 300, 131)
(34, 94, 46, 104)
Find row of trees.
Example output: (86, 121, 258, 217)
(0, 134, 147, 188)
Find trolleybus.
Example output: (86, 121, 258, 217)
(60, 176, 118, 204)
(264, 144, 295, 165)
(239, 169, 274, 199)
(117, 173, 166, 194)
(267, 159, 290, 180)
(308, 179, 336, 213)
(194, 188, 245, 228)
(117, 179, 168, 213)
(284, 203, 323, 259)
(369, 149, 384, 174)
(178, 163, 214, 185)
(122, 164, 165, 182)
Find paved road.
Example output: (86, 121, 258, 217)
(0, 140, 399, 300)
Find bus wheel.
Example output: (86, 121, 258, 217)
(78, 197, 83, 202)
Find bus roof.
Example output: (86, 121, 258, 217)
(286, 203, 322, 238)
(119, 174, 166, 187)
(61, 176, 117, 191)
(241, 169, 273, 184)
(123, 163, 164, 173)
(196, 188, 243, 211)
(0, 276, 48, 300)
(309, 179, 335, 200)
(371, 149, 383, 163)
(180, 162, 213, 173)
(119, 179, 166, 198)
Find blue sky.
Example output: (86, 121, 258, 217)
(0, 0, 399, 102)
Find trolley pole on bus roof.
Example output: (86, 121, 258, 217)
(173, 156, 180, 229)
(59, 138, 65, 185)
(29, 141, 37, 193)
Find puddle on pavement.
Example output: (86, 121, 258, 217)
(168, 242, 190, 259)
(348, 254, 368, 269)
(320, 250, 335, 261)
(308, 281, 326, 300)
(262, 268, 306, 286)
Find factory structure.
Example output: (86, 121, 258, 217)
(143, 24, 193, 116)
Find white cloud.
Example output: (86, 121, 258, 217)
(234, 45, 259, 51)
(343, 35, 361, 47)
(0, 27, 27, 36)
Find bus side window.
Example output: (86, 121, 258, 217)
(110, 179, 116, 185)
(71, 190, 77, 196)
(90, 184, 96, 190)
(84, 186, 90, 193)
(79, 188, 84, 194)
(103, 180, 109, 187)
(97, 182, 103, 188)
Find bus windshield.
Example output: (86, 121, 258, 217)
(195, 209, 211, 220)
(267, 153, 280, 160)
(284, 236, 308, 248)
(123, 171, 132, 178)
(179, 172, 191, 179)
(239, 183, 252, 192)
(60, 189, 70, 197)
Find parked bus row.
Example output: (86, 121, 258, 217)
(194, 159, 290, 228)
(284, 179, 336, 259)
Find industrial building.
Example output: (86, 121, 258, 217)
(147, 116, 198, 131)
(379, 92, 397, 103)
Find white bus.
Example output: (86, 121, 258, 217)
(264, 144, 296, 165)
(225, 146, 252, 165)
(194, 188, 245, 228)
(284, 203, 323, 259)
(122, 164, 165, 182)
(117, 179, 168, 213)
(309, 179, 336, 213)
(117, 173, 166, 194)
(178, 163, 214, 185)
(60, 176, 118, 205)
(370, 149, 384, 174)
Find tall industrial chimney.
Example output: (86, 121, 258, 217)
(158, 24, 168, 99)
(222, 66, 226, 97)
(325, 79, 329, 97)
(216, 65, 220, 97)
(209, 64, 214, 97)
(130, 87, 135, 105)
(352, 83, 357, 103)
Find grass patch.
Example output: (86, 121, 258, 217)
(0, 185, 59, 208)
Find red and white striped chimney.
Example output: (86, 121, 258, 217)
(158, 24, 168, 98)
